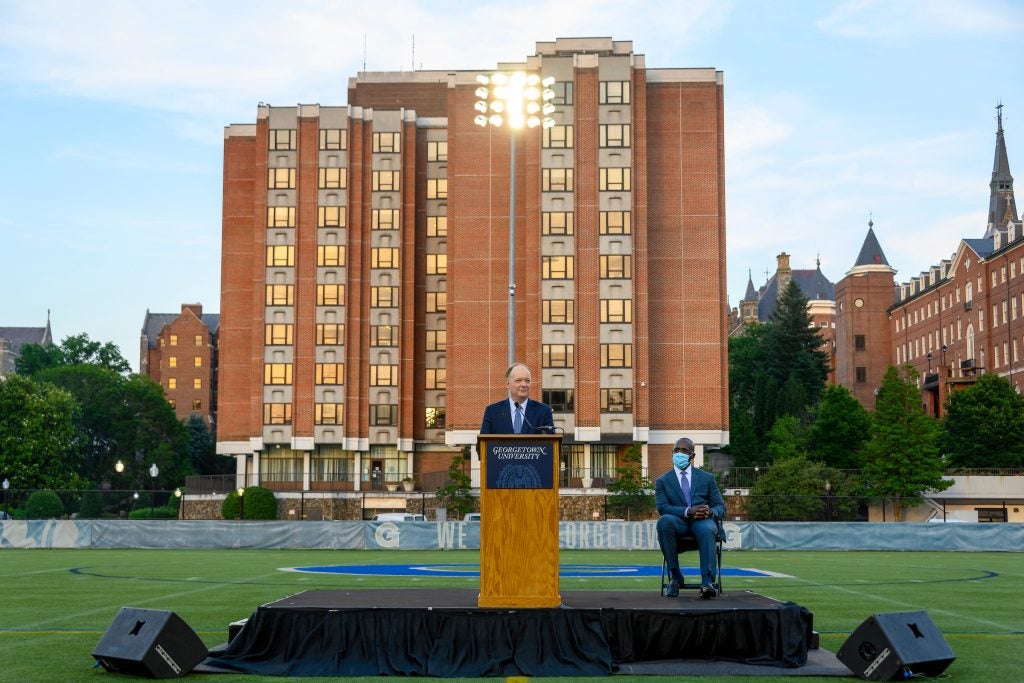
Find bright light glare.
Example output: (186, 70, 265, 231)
(474, 72, 554, 130)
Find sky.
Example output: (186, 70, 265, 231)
(2, 0, 1023, 371)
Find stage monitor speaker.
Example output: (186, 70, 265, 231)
(92, 607, 207, 679)
(837, 610, 955, 681)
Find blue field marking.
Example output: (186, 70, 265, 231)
(284, 564, 785, 578)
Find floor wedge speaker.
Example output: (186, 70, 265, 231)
(93, 607, 207, 679)
(837, 610, 955, 680)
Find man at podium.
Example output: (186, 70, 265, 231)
(480, 363, 554, 434)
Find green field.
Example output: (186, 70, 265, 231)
(0, 548, 1020, 681)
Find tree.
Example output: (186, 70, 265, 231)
(746, 456, 853, 521)
(606, 443, 654, 520)
(863, 366, 951, 520)
(941, 373, 1024, 469)
(765, 415, 805, 461)
(186, 414, 232, 474)
(0, 374, 83, 491)
(762, 280, 831, 410)
(17, 333, 131, 376)
(435, 454, 475, 519)
(805, 384, 872, 470)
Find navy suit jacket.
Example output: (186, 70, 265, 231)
(655, 466, 725, 520)
(480, 398, 554, 434)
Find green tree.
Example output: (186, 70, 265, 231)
(0, 374, 83, 490)
(24, 490, 64, 519)
(765, 415, 805, 461)
(16, 333, 131, 376)
(186, 414, 232, 474)
(940, 373, 1024, 469)
(805, 384, 872, 469)
(746, 456, 853, 521)
(606, 443, 654, 520)
(435, 454, 475, 519)
(863, 366, 951, 520)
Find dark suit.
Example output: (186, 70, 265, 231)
(655, 466, 725, 588)
(480, 398, 554, 434)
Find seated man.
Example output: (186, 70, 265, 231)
(655, 437, 725, 598)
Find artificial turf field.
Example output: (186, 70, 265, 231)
(0, 548, 1020, 682)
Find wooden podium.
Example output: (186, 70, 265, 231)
(477, 434, 561, 608)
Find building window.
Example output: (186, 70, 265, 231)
(318, 167, 347, 189)
(264, 363, 293, 385)
(600, 254, 632, 279)
(599, 81, 630, 104)
(601, 343, 632, 367)
(425, 407, 446, 429)
(542, 125, 574, 148)
(370, 365, 398, 386)
(371, 247, 400, 268)
(542, 344, 574, 368)
(601, 388, 633, 412)
(542, 256, 574, 279)
(855, 367, 867, 384)
(599, 167, 631, 191)
(426, 216, 447, 237)
(426, 253, 447, 275)
(318, 206, 346, 228)
(543, 299, 574, 323)
(268, 206, 296, 228)
(315, 363, 344, 385)
(599, 211, 631, 235)
(265, 323, 294, 345)
(600, 299, 632, 323)
(372, 170, 400, 191)
(315, 403, 344, 425)
(169, 335, 178, 346)
(370, 325, 398, 347)
(263, 403, 292, 425)
(370, 404, 397, 426)
(267, 168, 296, 189)
(599, 124, 630, 147)
(426, 330, 446, 351)
(372, 209, 399, 230)
(192, 400, 202, 411)
(194, 356, 202, 368)
(542, 212, 574, 235)
(372, 132, 400, 153)
(193, 378, 202, 389)
(317, 245, 346, 267)
(269, 129, 296, 150)
(550, 81, 573, 104)
(167, 378, 176, 389)
(316, 323, 344, 345)
(266, 285, 294, 306)
(427, 141, 448, 161)
(317, 284, 345, 306)
(426, 368, 446, 389)
(372, 286, 399, 307)
(542, 389, 574, 412)
(542, 168, 574, 192)
(319, 129, 346, 150)
(855, 334, 866, 351)
(168, 356, 177, 368)
(426, 292, 446, 312)
(427, 179, 448, 199)
(266, 245, 294, 266)
(591, 444, 617, 479)
(194, 335, 203, 346)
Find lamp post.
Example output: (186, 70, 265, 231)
(474, 72, 556, 366)
(824, 480, 833, 521)
(149, 463, 159, 517)
(174, 487, 182, 520)
(237, 487, 245, 520)
(2, 478, 9, 519)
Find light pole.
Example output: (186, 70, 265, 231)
(149, 463, 159, 517)
(824, 480, 833, 521)
(174, 487, 182, 520)
(237, 487, 246, 520)
(474, 72, 556, 366)
(2, 478, 9, 519)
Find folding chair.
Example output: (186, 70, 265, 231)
(659, 517, 725, 596)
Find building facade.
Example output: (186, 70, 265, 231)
(217, 38, 729, 493)
(140, 304, 219, 424)
(0, 318, 53, 378)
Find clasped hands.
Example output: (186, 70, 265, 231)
(687, 504, 711, 520)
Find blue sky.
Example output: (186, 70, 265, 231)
(2, 0, 1022, 371)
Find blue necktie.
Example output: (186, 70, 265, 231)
(513, 403, 523, 434)
(680, 469, 692, 508)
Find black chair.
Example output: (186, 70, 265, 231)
(659, 517, 725, 596)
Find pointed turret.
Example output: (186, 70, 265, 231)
(740, 270, 759, 323)
(986, 103, 1018, 237)
(853, 218, 891, 268)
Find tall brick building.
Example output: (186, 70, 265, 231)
(217, 38, 729, 492)
(140, 304, 219, 424)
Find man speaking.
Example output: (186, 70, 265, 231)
(480, 363, 554, 434)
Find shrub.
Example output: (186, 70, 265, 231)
(24, 490, 64, 519)
(128, 506, 177, 519)
(78, 490, 104, 519)
(221, 486, 277, 520)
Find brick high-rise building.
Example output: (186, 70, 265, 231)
(217, 38, 729, 493)
(140, 304, 219, 425)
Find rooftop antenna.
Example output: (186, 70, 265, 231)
(362, 33, 367, 72)
(412, 34, 415, 71)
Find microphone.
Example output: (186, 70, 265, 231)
(522, 411, 563, 435)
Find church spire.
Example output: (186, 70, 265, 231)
(848, 216, 894, 275)
(986, 102, 1017, 237)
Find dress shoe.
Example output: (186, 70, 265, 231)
(699, 585, 717, 599)
(665, 579, 680, 598)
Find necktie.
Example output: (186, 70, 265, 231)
(680, 469, 692, 508)
(513, 402, 523, 434)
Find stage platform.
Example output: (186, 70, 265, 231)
(202, 588, 816, 677)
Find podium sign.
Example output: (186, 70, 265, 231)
(478, 434, 561, 608)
